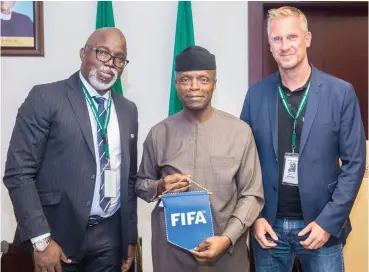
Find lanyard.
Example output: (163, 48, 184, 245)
(81, 82, 112, 159)
(278, 81, 311, 153)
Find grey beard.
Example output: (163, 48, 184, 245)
(88, 67, 118, 91)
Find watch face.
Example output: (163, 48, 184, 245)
(36, 240, 48, 251)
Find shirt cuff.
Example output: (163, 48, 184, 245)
(30, 233, 51, 244)
(150, 179, 162, 201)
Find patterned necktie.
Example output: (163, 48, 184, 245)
(93, 96, 111, 213)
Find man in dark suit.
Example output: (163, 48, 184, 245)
(3, 27, 138, 272)
(240, 6, 366, 272)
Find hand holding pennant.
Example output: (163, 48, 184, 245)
(160, 176, 214, 252)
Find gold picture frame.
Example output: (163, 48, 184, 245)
(1, 1, 44, 57)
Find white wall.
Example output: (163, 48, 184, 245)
(1, 1, 248, 271)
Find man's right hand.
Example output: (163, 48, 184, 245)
(33, 240, 71, 272)
(158, 173, 191, 194)
(252, 218, 278, 249)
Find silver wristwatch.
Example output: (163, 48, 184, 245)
(33, 236, 52, 252)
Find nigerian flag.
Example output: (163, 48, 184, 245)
(96, 1, 124, 96)
(168, 1, 195, 116)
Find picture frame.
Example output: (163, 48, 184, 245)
(1, 1, 44, 57)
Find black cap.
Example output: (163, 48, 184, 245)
(175, 45, 216, 72)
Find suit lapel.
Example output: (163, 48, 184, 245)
(300, 66, 323, 155)
(268, 74, 279, 158)
(66, 72, 95, 159)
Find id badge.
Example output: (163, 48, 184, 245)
(104, 168, 117, 198)
(282, 153, 299, 186)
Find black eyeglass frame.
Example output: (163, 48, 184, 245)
(85, 44, 129, 68)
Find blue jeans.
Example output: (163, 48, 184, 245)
(252, 218, 344, 272)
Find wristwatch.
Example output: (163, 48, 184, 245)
(33, 236, 52, 252)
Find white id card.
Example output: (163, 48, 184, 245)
(104, 169, 117, 197)
(282, 153, 299, 186)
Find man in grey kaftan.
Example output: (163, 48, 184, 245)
(135, 45, 264, 272)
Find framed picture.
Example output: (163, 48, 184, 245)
(1, 1, 44, 56)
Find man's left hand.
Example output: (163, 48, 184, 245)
(189, 236, 231, 263)
(121, 244, 136, 272)
(298, 221, 330, 250)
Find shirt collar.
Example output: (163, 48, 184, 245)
(79, 71, 110, 100)
(1, 11, 12, 21)
(280, 69, 312, 93)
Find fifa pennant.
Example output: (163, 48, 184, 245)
(161, 191, 214, 251)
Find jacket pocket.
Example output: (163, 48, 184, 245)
(39, 191, 62, 205)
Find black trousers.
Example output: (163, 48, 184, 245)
(62, 211, 122, 272)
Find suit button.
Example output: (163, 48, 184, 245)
(90, 174, 95, 180)
(86, 201, 91, 207)
(272, 185, 277, 192)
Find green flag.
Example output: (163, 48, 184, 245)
(168, 1, 195, 116)
(96, 1, 124, 96)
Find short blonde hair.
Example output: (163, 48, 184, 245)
(267, 6, 308, 37)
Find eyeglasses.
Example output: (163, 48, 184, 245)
(85, 44, 129, 68)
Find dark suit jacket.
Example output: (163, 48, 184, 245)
(240, 65, 366, 245)
(3, 72, 138, 259)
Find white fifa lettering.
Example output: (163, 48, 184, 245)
(186, 211, 196, 225)
(195, 211, 207, 224)
(181, 213, 186, 226)
(171, 213, 180, 227)
(170, 211, 207, 226)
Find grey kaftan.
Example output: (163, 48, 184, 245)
(136, 109, 264, 272)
